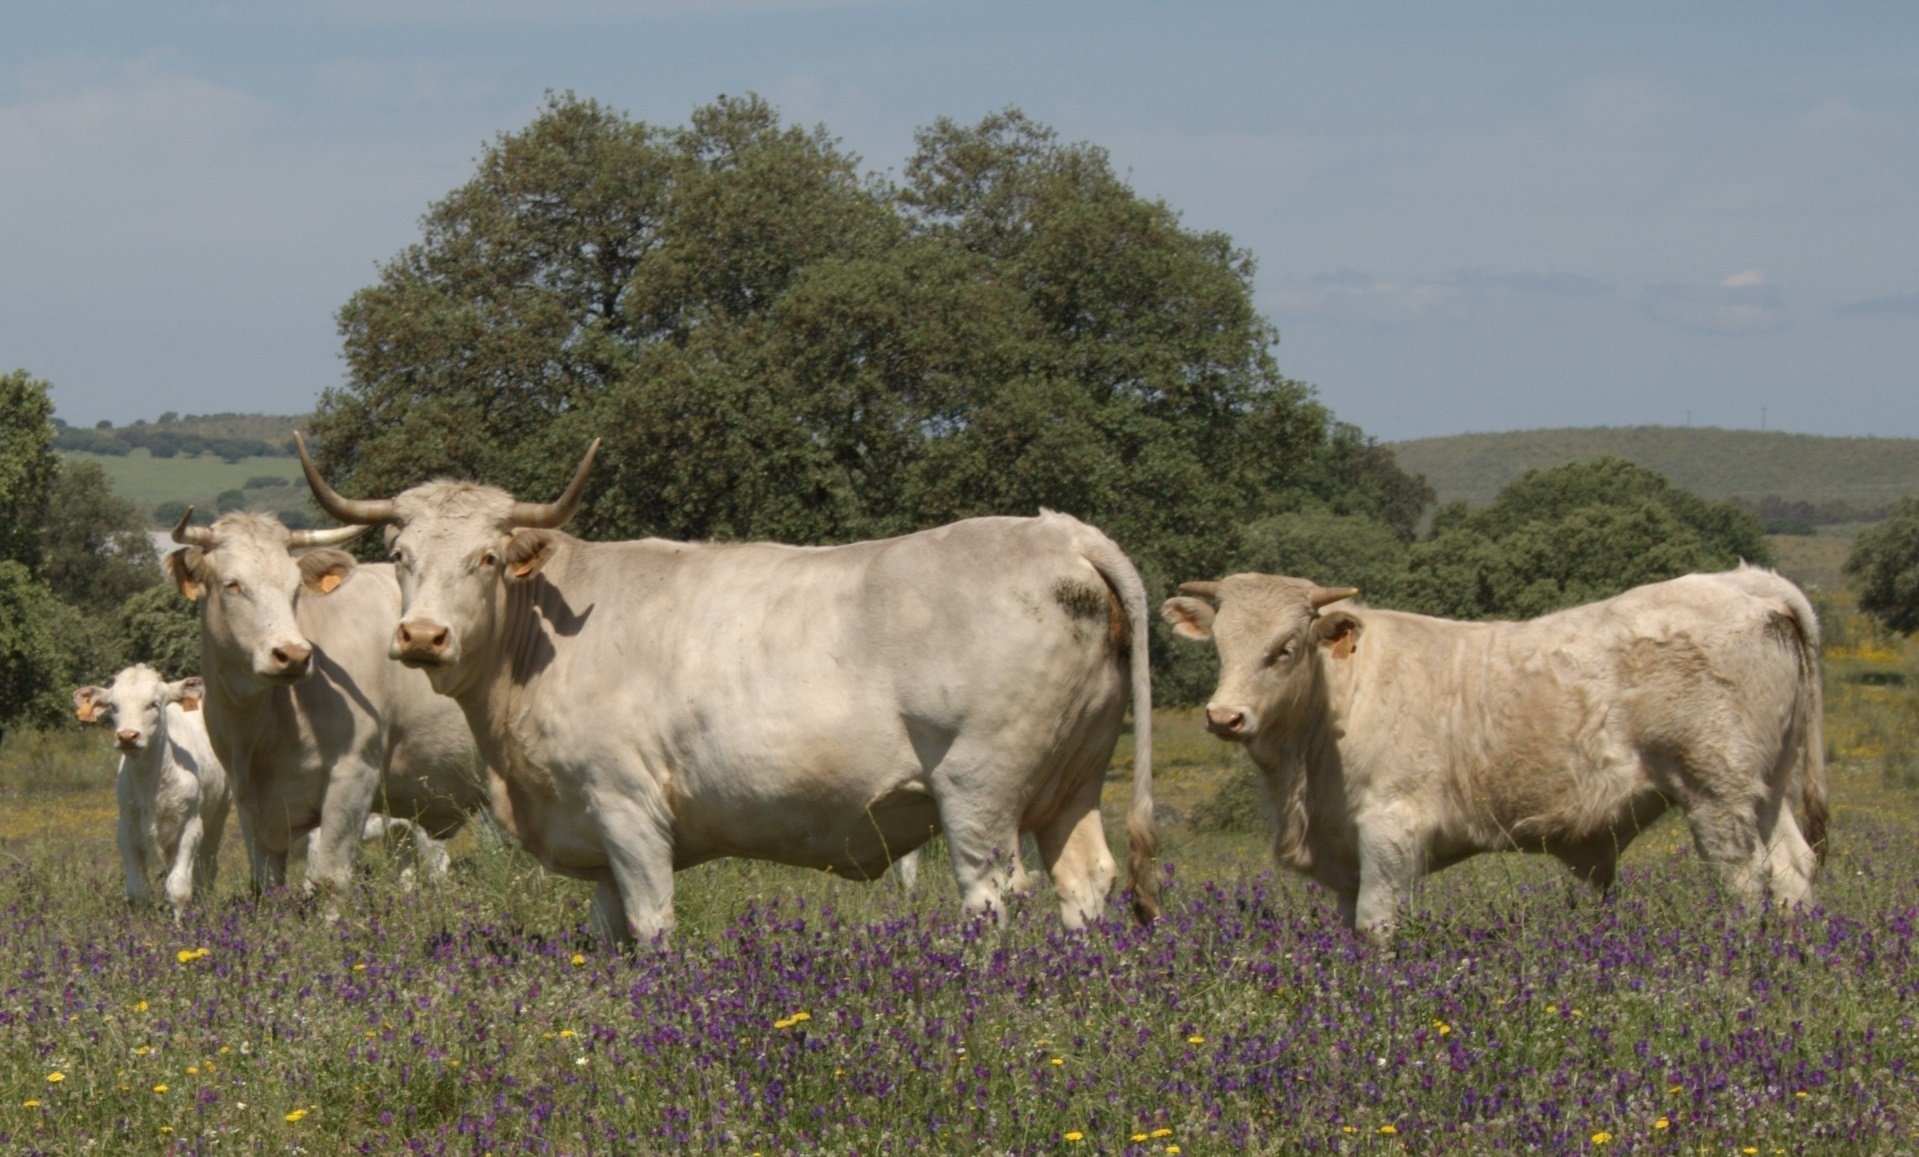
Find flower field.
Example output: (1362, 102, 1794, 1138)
(5, 655, 1919, 1154)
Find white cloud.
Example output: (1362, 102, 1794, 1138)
(1641, 272, 1788, 335)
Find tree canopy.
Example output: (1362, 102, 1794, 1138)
(1398, 457, 1774, 620)
(311, 94, 1423, 603)
(1845, 496, 1919, 636)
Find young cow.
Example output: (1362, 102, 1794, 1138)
(1165, 568, 1827, 939)
(74, 665, 230, 918)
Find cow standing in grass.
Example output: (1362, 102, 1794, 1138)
(1163, 568, 1827, 939)
(73, 665, 228, 917)
(166, 512, 489, 898)
(298, 436, 1158, 945)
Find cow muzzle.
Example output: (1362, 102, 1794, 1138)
(393, 618, 454, 667)
(260, 641, 312, 681)
(1204, 704, 1253, 741)
(115, 729, 144, 751)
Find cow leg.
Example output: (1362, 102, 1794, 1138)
(1353, 818, 1424, 940)
(164, 814, 204, 919)
(1034, 794, 1117, 930)
(592, 795, 677, 946)
(1681, 802, 1766, 905)
(304, 763, 382, 902)
(1554, 839, 1619, 894)
(118, 808, 154, 908)
(195, 795, 228, 900)
(934, 794, 1024, 925)
(1757, 797, 1817, 907)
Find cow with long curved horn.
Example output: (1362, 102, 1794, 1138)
(294, 440, 1160, 947)
(162, 500, 489, 904)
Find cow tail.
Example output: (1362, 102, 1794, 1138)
(1081, 530, 1159, 925)
(1792, 596, 1829, 869)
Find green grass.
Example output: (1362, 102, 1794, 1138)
(57, 449, 312, 525)
(4, 623, 1915, 1153)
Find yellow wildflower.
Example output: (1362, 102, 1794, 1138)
(22, 1099, 40, 1109)
(152, 1084, 168, 1094)
(1380, 1124, 1398, 1136)
(1051, 1057, 1065, 1067)
(352, 963, 366, 972)
(1186, 1035, 1205, 1045)
(1166, 1148, 1181, 1155)
(1062, 1132, 1084, 1142)
(1151, 1129, 1173, 1139)
(45, 1073, 65, 1084)
(1654, 1117, 1670, 1131)
(1592, 1131, 1612, 1145)
(133, 1045, 151, 1056)
(571, 953, 586, 966)
(134, 1000, 149, 1012)
(559, 1029, 576, 1039)
(285, 1108, 309, 1122)
(1132, 1134, 1149, 1143)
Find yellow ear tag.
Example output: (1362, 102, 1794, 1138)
(317, 573, 343, 594)
(75, 703, 99, 723)
(179, 697, 202, 712)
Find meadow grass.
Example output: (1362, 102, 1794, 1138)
(3, 646, 1917, 1154)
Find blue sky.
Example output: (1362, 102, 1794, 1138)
(5, 2, 1916, 442)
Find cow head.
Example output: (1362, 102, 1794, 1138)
(73, 665, 204, 753)
(295, 434, 599, 694)
(165, 509, 368, 693)
(1161, 574, 1360, 742)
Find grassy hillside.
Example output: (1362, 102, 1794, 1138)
(59, 448, 311, 524)
(1390, 426, 1919, 510)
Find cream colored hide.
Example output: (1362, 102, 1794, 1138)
(1163, 568, 1828, 939)
(165, 512, 489, 898)
(73, 665, 229, 918)
(297, 437, 1158, 946)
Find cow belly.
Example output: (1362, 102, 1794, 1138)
(675, 779, 941, 877)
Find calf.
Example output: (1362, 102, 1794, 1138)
(1163, 568, 1827, 938)
(74, 665, 229, 917)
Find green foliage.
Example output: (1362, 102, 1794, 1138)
(1, 369, 58, 571)
(311, 95, 1412, 614)
(1399, 458, 1774, 620)
(40, 458, 159, 612)
(1845, 496, 1919, 636)
(117, 581, 203, 679)
(0, 562, 120, 732)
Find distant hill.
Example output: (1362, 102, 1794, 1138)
(1389, 427, 1919, 512)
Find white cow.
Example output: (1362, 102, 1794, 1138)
(298, 436, 1159, 945)
(165, 511, 490, 898)
(1163, 567, 1828, 938)
(73, 665, 229, 917)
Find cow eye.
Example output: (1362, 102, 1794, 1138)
(222, 580, 244, 596)
(478, 551, 499, 569)
(1265, 640, 1296, 666)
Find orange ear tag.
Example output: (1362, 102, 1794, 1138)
(317, 573, 343, 594)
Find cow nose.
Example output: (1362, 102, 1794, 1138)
(395, 618, 452, 662)
(1204, 704, 1248, 738)
(116, 729, 141, 748)
(271, 641, 312, 676)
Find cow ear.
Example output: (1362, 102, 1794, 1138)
(165, 548, 208, 602)
(72, 686, 107, 723)
(167, 677, 205, 712)
(504, 529, 559, 582)
(1315, 611, 1362, 660)
(299, 548, 357, 595)
(1161, 597, 1216, 641)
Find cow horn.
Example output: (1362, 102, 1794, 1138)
(1177, 581, 1221, 602)
(171, 506, 214, 547)
(506, 438, 600, 529)
(1309, 585, 1359, 610)
(286, 524, 373, 549)
(295, 432, 396, 525)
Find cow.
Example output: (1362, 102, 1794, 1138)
(1161, 568, 1827, 939)
(296, 435, 1158, 945)
(73, 665, 229, 917)
(165, 511, 490, 899)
